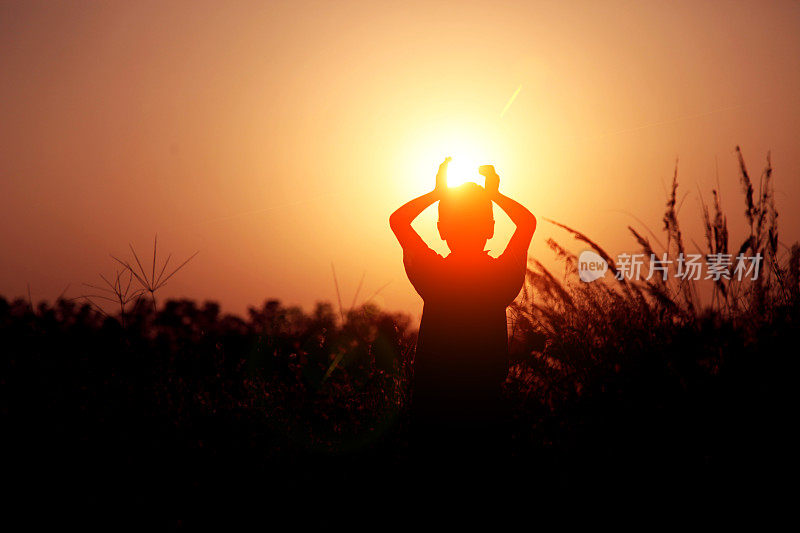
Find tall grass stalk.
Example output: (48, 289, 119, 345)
(509, 148, 799, 409)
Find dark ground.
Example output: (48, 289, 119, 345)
(2, 295, 795, 512)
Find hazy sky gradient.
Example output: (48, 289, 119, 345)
(2, 0, 799, 319)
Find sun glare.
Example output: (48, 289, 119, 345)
(445, 153, 483, 187)
(399, 122, 507, 194)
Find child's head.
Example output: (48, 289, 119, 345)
(437, 182, 494, 253)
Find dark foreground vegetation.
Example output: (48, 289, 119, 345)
(2, 149, 797, 507)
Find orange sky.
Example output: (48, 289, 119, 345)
(2, 0, 799, 321)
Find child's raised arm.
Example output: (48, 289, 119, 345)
(389, 157, 450, 252)
(483, 166, 536, 262)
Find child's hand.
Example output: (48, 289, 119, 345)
(435, 157, 451, 192)
(480, 164, 500, 195)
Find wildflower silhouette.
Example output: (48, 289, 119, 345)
(112, 235, 198, 313)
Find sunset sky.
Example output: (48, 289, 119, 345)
(2, 0, 799, 320)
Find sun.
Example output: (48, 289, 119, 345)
(401, 127, 499, 191)
(392, 117, 513, 197)
(444, 153, 483, 187)
(435, 133, 488, 187)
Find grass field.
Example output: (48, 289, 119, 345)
(2, 149, 797, 505)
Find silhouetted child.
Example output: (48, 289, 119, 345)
(390, 158, 536, 470)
